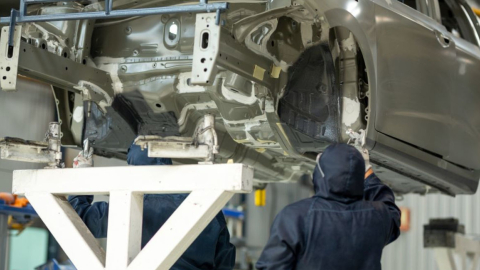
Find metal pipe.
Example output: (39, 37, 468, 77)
(0, 3, 228, 24)
(20, 0, 26, 16)
(105, 0, 113, 15)
(24, 0, 77, 2)
(215, 9, 220, 25)
(8, 9, 16, 47)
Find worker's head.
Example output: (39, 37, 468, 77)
(127, 144, 173, 166)
(313, 143, 365, 203)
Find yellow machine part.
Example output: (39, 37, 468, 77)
(474, 7, 480, 17)
(255, 189, 266, 207)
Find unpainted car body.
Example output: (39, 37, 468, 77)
(1, 0, 480, 195)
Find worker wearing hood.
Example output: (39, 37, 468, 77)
(68, 144, 236, 270)
(256, 143, 401, 270)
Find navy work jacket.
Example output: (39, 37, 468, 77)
(256, 143, 401, 270)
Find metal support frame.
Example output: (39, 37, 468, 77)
(425, 219, 480, 270)
(135, 114, 219, 162)
(13, 164, 253, 270)
(429, 233, 480, 270)
(0, 1, 228, 24)
(0, 122, 63, 167)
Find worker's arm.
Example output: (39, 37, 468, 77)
(214, 214, 236, 270)
(255, 207, 302, 270)
(68, 195, 109, 238)
(363, 170, 401, 244)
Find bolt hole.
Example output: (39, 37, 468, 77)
(6, 67, 10, 72)
(168, 22, 178, 41)
(2, 76, 6, 80)
(23, 49, 26, 52)
(187, 78, 191, 85)
(63, 52, 68, 58)
(204, 68, 207, 72)
(201, 58, 206, 63)
(201, 32, 209, 49)
(155, 103, 162, 108)
(41, 43, 46, 50)
(82, 59, 87, 65)
(271, 40, 275, 47)
(65, 67, 68, 71)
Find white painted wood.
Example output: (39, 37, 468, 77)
(13, 164, 252, 195)
(128, 190, 234, 270)
(432, 234, 480, 270)
(106, 191, 144, 269)
(13, 164, 253, 270)
(26, 192, 105, 270)
(434, 248, 456, 270)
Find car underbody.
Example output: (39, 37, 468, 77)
(1, 0, 479, 195)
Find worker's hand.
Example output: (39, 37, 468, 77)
(73, 148, 93, 168)
(355, 146, 372, 173)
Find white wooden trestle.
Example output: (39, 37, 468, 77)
(12, 164, 253, 270)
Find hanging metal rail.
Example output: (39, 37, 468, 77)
(0, 0, 227, 57)
(0, 0, 227, 24)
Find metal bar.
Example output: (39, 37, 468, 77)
(18, 41, 115, 100)
(24, 0, 78, 3)
(0, 3, 228, 24)
(13, 164, 253, 195)
(106, 191, 144, 270)
(20, 0, 26, 16)
(26, 193, 106, 270)
(7, 10, 17, 48)
(215, 9, 221, 25)
(127, 190, 233, 270)
(105, 0, 113, 15)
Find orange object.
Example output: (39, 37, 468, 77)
(0, 193, 15, 204)
(12, 196, 29, 208)
(0, 193, 29, 208)
(399, 207, 410, 232)
(364, 168, 374, 179)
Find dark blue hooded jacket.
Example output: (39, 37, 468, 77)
(256, 144, 401, 270)
(68, 145, 236, 270)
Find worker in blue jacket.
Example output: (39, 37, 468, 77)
(256, 143, 401, 270)
(68, 144, 236, 270)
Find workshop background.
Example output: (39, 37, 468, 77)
(1, 1, 480, 268)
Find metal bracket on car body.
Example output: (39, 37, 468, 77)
(135, 114, 219, 163)
(0, 122, 63, 168)
(0, 26, 21, 91)
(192, 13, 221, 86)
